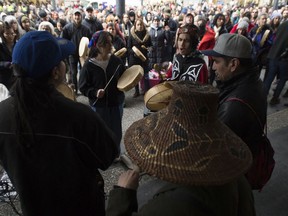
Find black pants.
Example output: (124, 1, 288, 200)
(68, 55, 80, 92)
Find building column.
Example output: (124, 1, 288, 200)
(116, 0, 125, 18)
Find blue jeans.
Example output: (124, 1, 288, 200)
(264, 59, 288, 98)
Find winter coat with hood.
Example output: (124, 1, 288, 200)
(61, 21, 91, 58)
(17, 14, 36, 34)
(82, 16, 103, 35)
(0, 37, 15, 89)
(148, 23, 171, 70)
(127, 26, 151, 67)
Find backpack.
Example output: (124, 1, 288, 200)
(226, 97, 275, 191)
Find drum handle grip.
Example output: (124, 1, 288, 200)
(92, 64, 121, 106)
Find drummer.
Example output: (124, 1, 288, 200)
(168, 23, 208, 84)
(79, 31, 126, 159)
(127, 18, 152, 97)
(0, 31, 118, 215)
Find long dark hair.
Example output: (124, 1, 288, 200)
(10, 65, 55, 149)
(88, 31, 113, 58)
(212, 13, 225, 27)
(0, 21, 16, 43)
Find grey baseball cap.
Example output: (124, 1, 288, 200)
(201, 33, 252, 59)
(73, 8, 82, 14)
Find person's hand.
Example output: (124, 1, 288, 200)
(117, 169, 140, 190)
(3, 62, 11, 68)
(97, 89, 105, 98)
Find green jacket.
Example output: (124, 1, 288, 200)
(106, 176, 256, 216)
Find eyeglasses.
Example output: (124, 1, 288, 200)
(4, 32, 16, 37)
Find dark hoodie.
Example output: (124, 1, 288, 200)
(17, 14, 36, 33)
(267, 20, 288, 60)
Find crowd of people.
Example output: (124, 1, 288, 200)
(0, 1, 287, 98)
(0, 0, 287, 215)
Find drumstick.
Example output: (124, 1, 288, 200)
(92, 64, 121, 106)
(103, 64, 121, 91)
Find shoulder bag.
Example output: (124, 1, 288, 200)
(226, 97, 275, 191)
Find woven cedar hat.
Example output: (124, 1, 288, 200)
(124, 81, 252, 186)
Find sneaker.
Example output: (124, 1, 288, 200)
(270, 97, 280, 105)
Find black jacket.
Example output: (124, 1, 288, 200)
(0, 89, 118, 216)
(79, 55, 125, 107)
(249, 24, 273, 60)
(107, 176, 255, 216)
(267, 21, 288, 60)
(82, 17, 103, 35)
(164, 17, 178, 38)
(127, 26, 151, 67)
(217, 66, 267, 154)
(148, 24, 171, 69)
(112, 35, 126, 64)
(0, 41, 14, 89)
(225, 20, 233, 33)
(171, 52, 208, 83)
(34, 17, 56, 29)
(61, 22, 91, 57)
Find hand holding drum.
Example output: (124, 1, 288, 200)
(132, 46, 147, 62)
(114, 47, 127, 58)
(144, 81, 176, 111)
